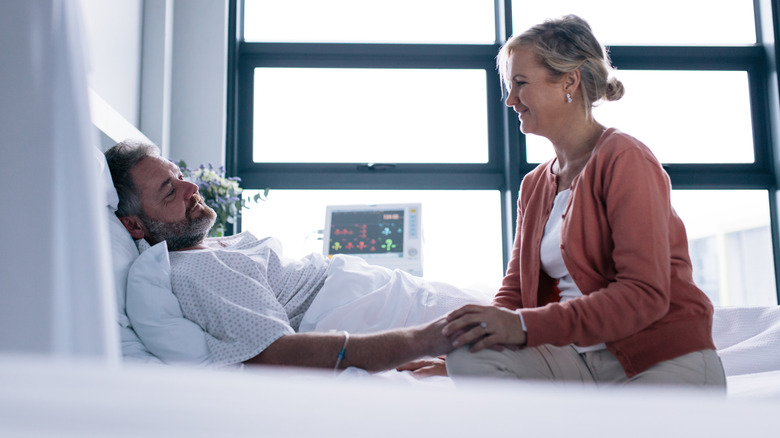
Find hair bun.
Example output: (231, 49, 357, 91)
(605, 77, 625, 101)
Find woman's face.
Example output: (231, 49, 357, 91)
(504, 47, 567, 139)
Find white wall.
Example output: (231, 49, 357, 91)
(80, 0, 143, 128)
(140, 0, 173, 156)
(168, 0, 228, 167)
(80, 0, 228, 166)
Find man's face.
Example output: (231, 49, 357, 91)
(130, 156, 216, 250)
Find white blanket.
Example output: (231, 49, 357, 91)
(299, 255, 491, 334)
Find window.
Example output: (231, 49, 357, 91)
(527, 70, 755, 164)
(244, 0, 495, 44)
(672, 190, 776, 306)
(230, 0, 780, 305)
(511, 0, 756, 46)
(252, 68, 489, 164)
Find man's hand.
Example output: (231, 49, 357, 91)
(396, 357, 447, 378)
(413, 317, 455, 359)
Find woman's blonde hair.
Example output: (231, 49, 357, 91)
(497, 15, 624, 118)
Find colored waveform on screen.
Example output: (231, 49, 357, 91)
(328, 210, 404, 255)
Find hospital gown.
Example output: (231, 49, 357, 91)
(167, 231, 491, 367)
(168, 232, 329, 366)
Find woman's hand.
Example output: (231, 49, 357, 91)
(396, 357, 448, 378)
(442, 304, 527, 353)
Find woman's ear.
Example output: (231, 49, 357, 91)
(563, 69, 581, 97)
(119, 215, 147, 240)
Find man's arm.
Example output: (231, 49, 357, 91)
(245, 318, 452, 372)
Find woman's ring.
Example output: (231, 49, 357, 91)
(480, 322, 488, 333)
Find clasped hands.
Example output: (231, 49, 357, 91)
(397, 304, 527, 378)
(442, 304, 527, 353)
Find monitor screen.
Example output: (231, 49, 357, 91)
(323, 203, 422, 276)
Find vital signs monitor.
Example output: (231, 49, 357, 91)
(322, 203, 423, 276)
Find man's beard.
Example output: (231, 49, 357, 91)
(141, 197, 217, 250)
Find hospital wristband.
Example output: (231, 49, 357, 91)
(334, 331, 350, 371)
(514, 309, 528, 331)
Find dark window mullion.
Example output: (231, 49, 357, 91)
(495, 0, 512, 43)
(240, 42, 499, 69)
(748, 55, 773, 167)
(609, 45, 765, 70)
(665, 164, 775, 189)
(237, 58, 256, 172)
(237, 166, 506, 191)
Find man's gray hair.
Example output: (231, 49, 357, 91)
(104, 139, 160, 218)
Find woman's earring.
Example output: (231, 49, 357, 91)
(566, 93, 572, 103)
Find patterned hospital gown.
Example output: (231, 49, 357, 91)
(168, 232, 329, 366)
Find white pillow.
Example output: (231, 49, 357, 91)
(97, 146, 119, 210)
(126, 240, 212, 365)
(108, 209, 139, 329)
(109, 207, 162, 363)
(96, 147, 160, 363)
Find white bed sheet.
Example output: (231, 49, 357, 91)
(2, 354, 779, 437)
(712, 306, 780, 376)
(727, 370, 780, 399)
(357, 367, 780, 401)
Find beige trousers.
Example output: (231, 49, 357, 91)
(447, 345, 727, 391)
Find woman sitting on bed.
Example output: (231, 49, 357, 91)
(435, 15, 726, 388)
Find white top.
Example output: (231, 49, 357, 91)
(539, 189, 606, 353)
(168, 232, 330, 366)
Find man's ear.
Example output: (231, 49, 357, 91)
(119, 216, 147, 240)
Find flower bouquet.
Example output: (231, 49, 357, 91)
(176, 160, 267, 237)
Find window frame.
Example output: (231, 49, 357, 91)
(227, 0, 780, 303)
(234, 42, 507, 191)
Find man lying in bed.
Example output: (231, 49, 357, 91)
(106, 139, 485, 373)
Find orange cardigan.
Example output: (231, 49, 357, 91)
(494, 128, 715, 377)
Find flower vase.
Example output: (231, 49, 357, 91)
(211, 224, 225, 238)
